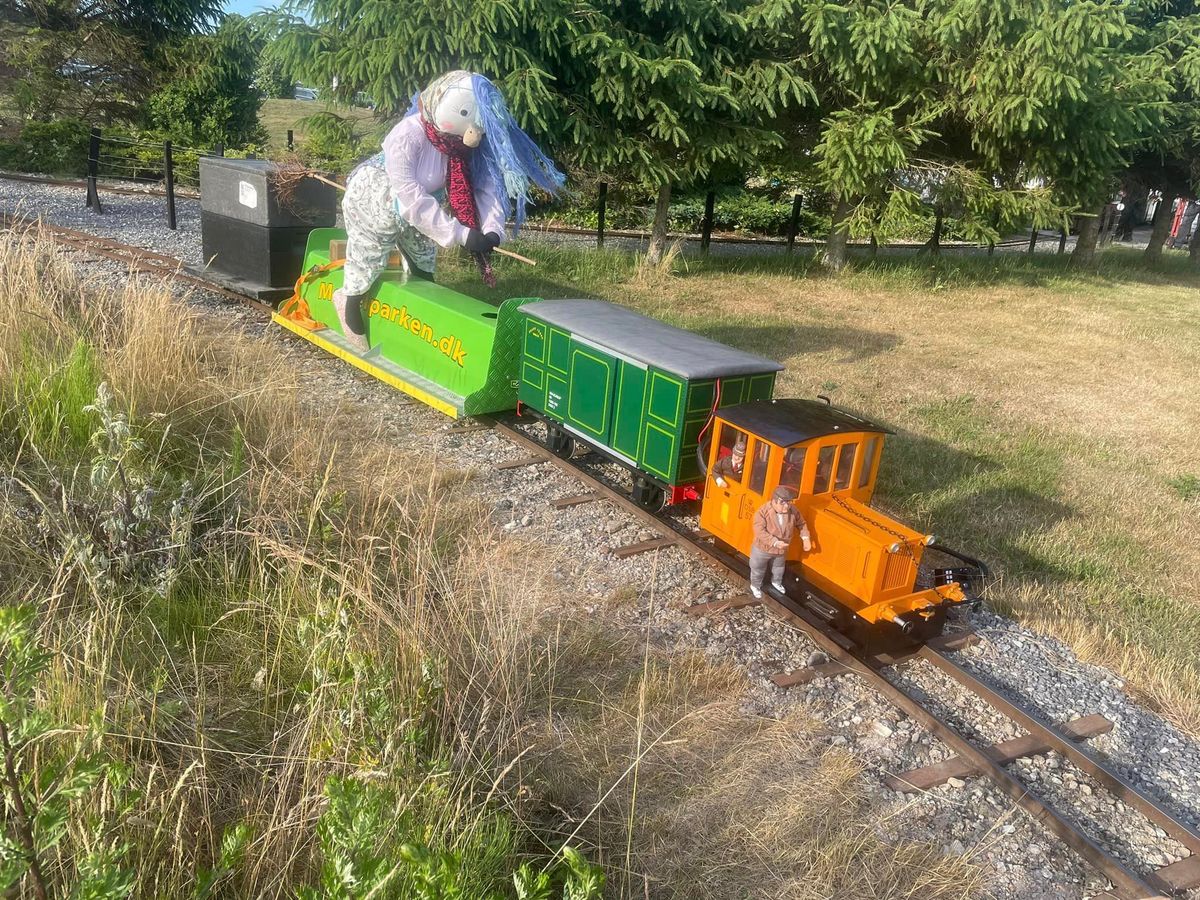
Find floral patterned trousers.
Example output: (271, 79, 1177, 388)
(341, 162, 438, 296)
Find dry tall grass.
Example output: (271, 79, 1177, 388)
(0, 230, 983, 897)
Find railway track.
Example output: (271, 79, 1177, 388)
(491, 421, 1197, 900)
(0, 210, 273, 314)
(4, 214, 1194, 900)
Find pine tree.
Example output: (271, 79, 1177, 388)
(1126, 1, 1200, 263)
(266, 0, 813, 263)
(1, 0, 222, 123)
(770, 0, 1173, 269)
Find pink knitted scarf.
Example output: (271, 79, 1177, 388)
(421, 115, 495, 286)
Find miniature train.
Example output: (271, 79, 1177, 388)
(275, 229, 987, 642)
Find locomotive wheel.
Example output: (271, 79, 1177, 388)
(632, 477, 667, 512)
(546, 426, 575, 459)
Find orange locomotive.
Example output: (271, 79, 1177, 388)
(698, 398, 986, 643)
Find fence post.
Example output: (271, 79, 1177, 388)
(700, 189, 715, 254)
(287, 129, 294, 151)
(86, 126, 102, 213)
(1058, 228, 1067, 255)
(214, 142, 224, 157)
(596, 181, 607, 248)
(786, 193, 803, 253)
(163, 140, 177, 231)
(1027, 227, 1038, 254)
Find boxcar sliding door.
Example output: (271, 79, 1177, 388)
(610, 359, 648, 464)
(564, 338, 617, 445)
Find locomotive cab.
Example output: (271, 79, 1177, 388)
(699, 399, 978, 640)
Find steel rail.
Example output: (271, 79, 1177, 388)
(0, 211, 273, 314)
(921, 645, 1200, 859)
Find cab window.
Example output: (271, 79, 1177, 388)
(780, 447, 806, 491)
(834, 443, 857, 490)
(813, 445, 836, 493)
(859, 437, 878, 488)
(714, 423, 746, 483)
(748, 439, 771, 494)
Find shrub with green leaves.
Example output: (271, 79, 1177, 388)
(0, 118, 91, 176)
(300, 778, 603, 900)
(0, 606, 134, 898)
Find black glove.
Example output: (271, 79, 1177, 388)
(465, 229, 503, 254)
(465, 229, 491, 254)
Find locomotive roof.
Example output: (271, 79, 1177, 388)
(719, 399, 892, 446)
(518, 299, 784, 379)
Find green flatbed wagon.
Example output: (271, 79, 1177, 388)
(275, 227, 529, 417)
(274, 232, 782, 508)
(517, 299, 782, 507)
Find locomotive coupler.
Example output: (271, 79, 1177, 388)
(934, 566, 985, 610)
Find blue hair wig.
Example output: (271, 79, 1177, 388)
(469, 74, 565, 231)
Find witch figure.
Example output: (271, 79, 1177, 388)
(333, 69, 565, 350)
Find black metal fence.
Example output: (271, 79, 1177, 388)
(83, 125, 267, 230)
(72, 122, 1140, 255)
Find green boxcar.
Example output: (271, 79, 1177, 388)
(517, 300, 782, 488)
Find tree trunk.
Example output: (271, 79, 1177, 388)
(1071, 205, 1103, 266)
(1190, 214, 1200, 267)
(646, 183, 672, 265)
(1143, 195, 1174, 263)
(1115, 200, 1137, 242)
(926, 206, 944, 254)
(824, 196, 852, 271)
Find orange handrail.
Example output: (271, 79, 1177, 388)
(277, 259, 345, 332)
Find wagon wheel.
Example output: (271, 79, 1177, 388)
(546, 426, 575, 459)
(632, 477, 667, 512)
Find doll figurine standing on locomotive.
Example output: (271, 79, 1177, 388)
(332, 69, 565, 351)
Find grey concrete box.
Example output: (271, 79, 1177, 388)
(198, 157, 337, 228)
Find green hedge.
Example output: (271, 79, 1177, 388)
(0, 118, 91, 176)
(529, 187, 833, 238)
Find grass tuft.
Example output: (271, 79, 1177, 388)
(1169, 473, 1200, 502)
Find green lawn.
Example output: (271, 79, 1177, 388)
(259, 97, 379, 152)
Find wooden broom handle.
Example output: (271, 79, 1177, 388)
(308, 172, 536, 267)
(494, 247, 536, 266)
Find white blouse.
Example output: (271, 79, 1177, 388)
(381, 115, 508, 249)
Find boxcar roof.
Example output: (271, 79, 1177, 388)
(519, 299, 783, 379)
(719, 399, 892, 446)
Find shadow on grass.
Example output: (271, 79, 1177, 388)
(877, 428, 1082, 587)
(689, 321, 901, 364)
(438, 237, 1200, 302)
(927, 485, 1080, 585)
